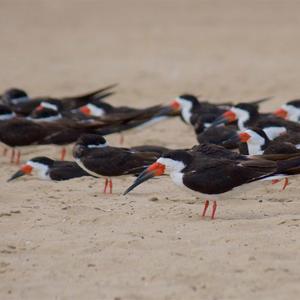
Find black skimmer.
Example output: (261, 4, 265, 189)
(196, 125, 239, 149)
(274, 100, 300, 123)
(0, 88, 29, 106)
(79, 102, 174, 143)
(1, 84, 117, 116)
(168, 95, 271, 129)
(213, 102, 300, 140)
(228, 128, 300, 190)
(167, 94, 228, 128)
(72, 134, 159, 193)
(124, 147, 300, 219)
(228, 128, 300, 156)
(7, 156, 91, 182)
(0, 109, 113, 163)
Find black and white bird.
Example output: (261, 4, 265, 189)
(7, 156, 91, 182)
(72, 134, 160, 193)
(167, 94, 228, 128)
(124, 146, 300, 219)
(274, 99, 300, 123)
(0, 84, 117, 116)
(213, 102, 300, 140)
(229, 128, 300, 156)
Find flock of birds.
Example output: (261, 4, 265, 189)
(1, 84, 300, 219)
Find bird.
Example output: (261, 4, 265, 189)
(169, 95, 271, 128)
(212, 102, 300, 140)
(124, 146, 300, 219)
(227, 128, 300, 156)
(0, 84, 117, 116)
(166, 94, 228, 128)
(196, 125, 239, 149)
(72, 134, 160, 193)
(79, 102, 175, 144)
(0, 88, 29, 106)
(0, 107, 113, 163)
(274, 99, 300, 123)
(7, 156, 91, 182)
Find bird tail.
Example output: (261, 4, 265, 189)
(63, 83, 118, 102)
(276, 155, 300, 175)
(250, 96, 273, 105)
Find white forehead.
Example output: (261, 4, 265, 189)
(41, 102, 58, 111)
(231, 107, 250, 119)
(27, 161, 48, 170)
(177, 97, 192, 107)
(86, 104, 105, 117)
(157, 157, 185, 172)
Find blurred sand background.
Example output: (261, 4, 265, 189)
(0, 1, 300, 299)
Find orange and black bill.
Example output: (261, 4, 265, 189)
(123, 162, 165, 195)
(7, 165, 32, 182)
(211, 110, 237, 127)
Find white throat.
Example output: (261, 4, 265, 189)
(231, 107, 250, 130)
(244, 130, 266, 155)
(246, 144, 264, 155)
(283, 104, 300, 122)
(86, 104, 106, 117)
(27, 161, 50, 180)
(157, 157, 185, 187)
(177, 98, 192, 124)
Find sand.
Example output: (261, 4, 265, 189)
(0, 1, 300, 299)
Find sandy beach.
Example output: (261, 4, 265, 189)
(0, 1, 300, 299)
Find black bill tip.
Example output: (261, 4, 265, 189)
(7, 170, 25, 182)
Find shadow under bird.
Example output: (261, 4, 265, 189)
(72, 134, 160, 193)
(7, 156, 92, 182)
(124, 144, 300, 219)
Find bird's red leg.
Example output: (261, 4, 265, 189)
(103, 178, 108, 193)
(281, 178, 289, 191)
(119, 134, 124, 145)
(60, 147, 67, 161)
(10, 148, 15, 164)
(15, 151, 21, 165)
(202, 200, 209, 217)
(109, 179, 113, 194)
(272, 178, 289, 191)
(3, 147, 8, 156)
(272, 179, 280, 185)
(211, 201, 217, 219)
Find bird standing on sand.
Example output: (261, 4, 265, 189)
(124, 146, 300, 219)
(72, 134, 159, 193)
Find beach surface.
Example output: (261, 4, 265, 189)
(0, 1, 300, 299)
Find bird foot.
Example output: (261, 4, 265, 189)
(272, 178, 289, 191)
(201, 200, 217, 219)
